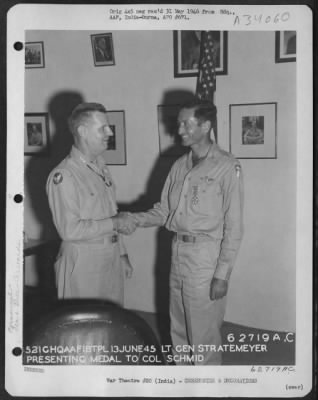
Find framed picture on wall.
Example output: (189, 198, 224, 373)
(173, 30, 228, 77)
(91, 33, 115, 66)
(158, 104, 188, 157)
(24, 113, 50, 155)
(101, 110, 126, 165)
(25, 41, 45, 68)
(229, 102, 277, 159)
(275, 31, 296, 63)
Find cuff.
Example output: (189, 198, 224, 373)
(213, 264, 231, 281)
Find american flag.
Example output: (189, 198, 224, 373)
(196, 31, 217, 102)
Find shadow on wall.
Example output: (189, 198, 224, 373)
(24, 91, 84, 294)
(119, 89, 195, 345)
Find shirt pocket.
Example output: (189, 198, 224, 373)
(194, 176, 222, 215)
(78, 184, 103, 219)
(169, 178, 185, 210)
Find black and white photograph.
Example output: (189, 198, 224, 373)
(91, 32, 115, 66)
(242, 116, 264, 145)
(5, 3, 313, 399)
(25, 41, 45, 68)
(100, 110, 126, 165)
(24, 113, 50, 155)
(275, 31, 296, 63)
(230, 103, 277, 158)
(174, 30, 228, 77)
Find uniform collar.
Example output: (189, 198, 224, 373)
(186, 142, 218, 169)
(70, 146, 105, 169)
(70, 146, 90, 164)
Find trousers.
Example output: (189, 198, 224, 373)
(54, 240, 124, 305)
(169, 238, 226, 365)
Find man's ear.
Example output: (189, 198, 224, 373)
(210, 127, 216, 142)
(202, 120, 211, 134)
(77, 124, 86, 138)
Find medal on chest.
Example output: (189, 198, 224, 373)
(101, 172, 112, 187)
(191, 185, 199, 206)
(102, 167, 113, 187)
(86, 164, 112, 187)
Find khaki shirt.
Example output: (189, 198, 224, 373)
(135, 143, 244, 280)
(46, 146, 126, 254)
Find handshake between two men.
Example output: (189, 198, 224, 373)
(112, 212, 138, 235)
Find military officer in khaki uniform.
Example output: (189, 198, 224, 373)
(46, 103, 134, 305)
(128, 100, 244, 365)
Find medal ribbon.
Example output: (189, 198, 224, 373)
(78, 154, 112, 187)
(86, 164, 112, 187)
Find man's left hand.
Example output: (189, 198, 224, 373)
(120, 255, 133, 278)
(210, 278, 228, 301)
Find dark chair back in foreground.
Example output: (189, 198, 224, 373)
(23, 302, 165, 366)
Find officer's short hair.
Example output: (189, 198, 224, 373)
(68, 102, 107, 135)
(180, 99, 217, 127)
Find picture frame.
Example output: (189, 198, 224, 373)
(24, 113, 50, 155)
(91, 33, 115, 67)
(173, 30, 228, 78)
(229, 102, 277, 159)
(275, 31, 296, 63)
(101, 110, 126, 165)
(25, 41, 45, 68)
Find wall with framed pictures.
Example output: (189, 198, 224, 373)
(24, 29, 297, 332)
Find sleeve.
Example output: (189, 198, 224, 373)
(46, 169, 114, 241)
(214, 162, 244, 281)
(133, 170, 172, 228)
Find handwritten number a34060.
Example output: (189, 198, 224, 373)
(234, 12, 290, 26)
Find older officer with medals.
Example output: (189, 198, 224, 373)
(127, 100, 244, 365)
(46, 103, 135, 304)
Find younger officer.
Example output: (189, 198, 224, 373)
(129, 100, 244, 364)
(46, 103, 135, 304)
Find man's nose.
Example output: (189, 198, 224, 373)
(105, 126, 114, 136)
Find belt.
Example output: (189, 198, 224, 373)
(175, 233, 212, 243)
(65, 235, 118, 245)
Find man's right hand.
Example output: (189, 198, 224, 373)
(112, 212, 137, 235)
